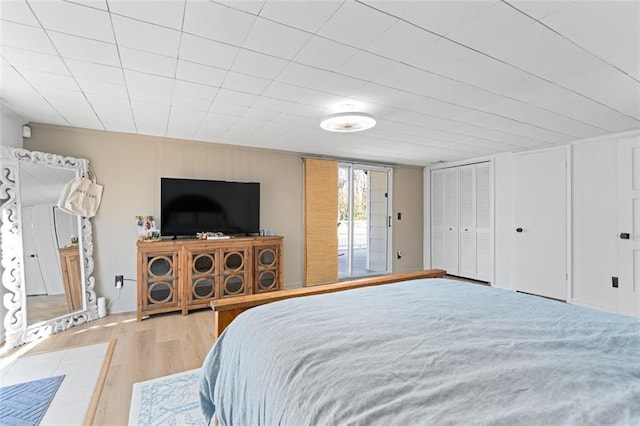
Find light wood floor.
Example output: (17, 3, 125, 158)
(26, 294, 69, 324)
(14, 309, 216, 425)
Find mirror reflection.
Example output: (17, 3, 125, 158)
(19, 163, 84, 326)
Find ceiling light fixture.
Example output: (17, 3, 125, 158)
(320, 112, 376, 133)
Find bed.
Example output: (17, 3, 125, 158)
(199, 274, 640, 425)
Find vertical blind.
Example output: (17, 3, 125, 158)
(304, 158, 338, 285)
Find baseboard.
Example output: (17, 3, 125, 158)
(489, 282, 515, 291)
(570, 298, 617, 314)
(107, 303, 136, 315)
(283, 281, 303, 289)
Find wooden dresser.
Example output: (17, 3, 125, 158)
(136, 236, 283, 320)
(58, 245, 83, 312)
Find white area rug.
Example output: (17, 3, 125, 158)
(129, 368, 206, 426)
(0, 342, 110, 425)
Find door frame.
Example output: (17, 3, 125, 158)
(512, 145, 572, 302)
(425, 159, 495, 284)
(338, 162, 393, 278)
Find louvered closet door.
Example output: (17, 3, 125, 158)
(458, 165, 476, 278)
(431, 170, 445, 269)
(430, 163, 492, 281)
(475, 163, 491, 281)
(443, 168, 459, 275)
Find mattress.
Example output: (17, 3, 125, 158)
(199, 278, 640, 425)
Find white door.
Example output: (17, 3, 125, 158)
(458, 164, 476, 278)
(22, 207, 48, 295)
(514, 147, 568, 301)
(617, 137, 640, 317)
(431, 170, 445, 269)
(475, 163, 492, 281)
(443, 168, 459, 275)
(31, 205, 64, 295)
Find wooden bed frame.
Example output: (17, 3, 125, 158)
(211, 269, 446, 338)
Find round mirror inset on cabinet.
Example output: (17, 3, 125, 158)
(148, 256, 172, 277)
(224, 252, 244, 271)
(193, 254, 215, 274)
(258, 249, 276, 267)
(148, 281, 173, 303)
(224, 275, 244, 295)
(258, 271, 275, 289)
(193, 279, 214, 299)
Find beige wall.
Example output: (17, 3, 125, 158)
(25, 123, 423, 313)
(392, 166, 424, 273)
(1, 106, 25, 148)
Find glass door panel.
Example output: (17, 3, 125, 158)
(338, 164, 390, 279)
(368, 170, 389, 274)
(338, 167, 350, 279)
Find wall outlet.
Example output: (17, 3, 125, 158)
(115, 275, 124, 289)
(612, 276, 619, 288)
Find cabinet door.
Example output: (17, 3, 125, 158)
(254, 242, 281, 293)
(185, 248, 218, 307)
(140, 250, 181, 312)
(219, 246, 251, 298)
(61, 250, 83, 311)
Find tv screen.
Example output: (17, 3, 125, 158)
(161, 178, 260, 237)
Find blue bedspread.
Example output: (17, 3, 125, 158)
(199, 278, 640, 425)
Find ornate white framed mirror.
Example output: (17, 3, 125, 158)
(1, 146, 98, 348)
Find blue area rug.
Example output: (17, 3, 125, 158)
(129, 369, 205, 426)
(0, 375, 65, 426)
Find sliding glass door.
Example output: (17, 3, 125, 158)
(338, 163, 392, 279)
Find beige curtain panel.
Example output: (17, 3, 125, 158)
(304, 158, 338, 286)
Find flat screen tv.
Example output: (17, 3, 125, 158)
(161, 178, 260, 237)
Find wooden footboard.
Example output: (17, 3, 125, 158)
(211, 269, 446, 338)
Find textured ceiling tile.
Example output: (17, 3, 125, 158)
(1, 0, 637, 165)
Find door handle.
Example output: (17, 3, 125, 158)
(620, 233, 630, 240)
(516, 228, 523, 233)
(29, 254, 36, 258)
